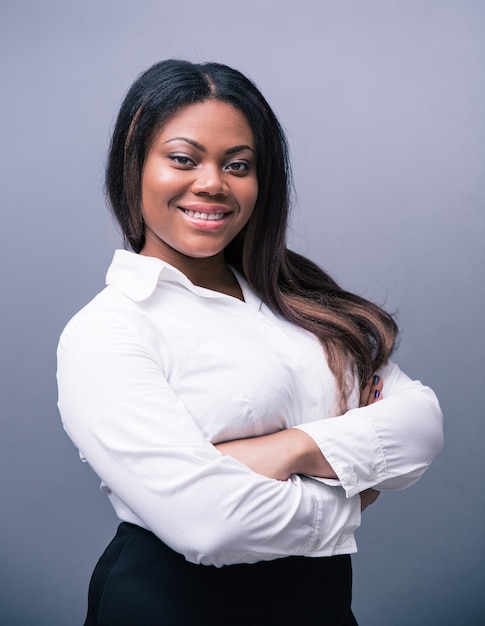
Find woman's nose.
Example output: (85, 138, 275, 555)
(191, 165, 227, 195)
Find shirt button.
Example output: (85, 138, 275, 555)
(370, 469, 378, 480)
(311, 404, 319, 415)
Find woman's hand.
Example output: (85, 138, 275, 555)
(360, 374, 383, 407)
(360, 488, 380, 511)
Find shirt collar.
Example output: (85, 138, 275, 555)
(105, 249, 262, 309)
(106, 249, 194, 302)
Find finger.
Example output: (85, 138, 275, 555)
(372, 375, 383, 403)
(360, 374, 383, 407)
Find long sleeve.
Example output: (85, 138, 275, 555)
(295, 360, 444, 498)
(57, 305, 360, 567)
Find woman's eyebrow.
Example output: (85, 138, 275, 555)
(163, 137, 255, 155)
(225, 145, 256, 156)
(164, 137, 206, 151)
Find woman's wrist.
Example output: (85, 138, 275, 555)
(288, 428, 338, 479)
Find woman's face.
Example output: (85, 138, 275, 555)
(140, 100, 258, 267)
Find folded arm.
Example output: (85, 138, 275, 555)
(57, 310, 361, 567)
(216, 375, 385, 511)
(215, 363, 444, 499)
(295, 360, 444, 498)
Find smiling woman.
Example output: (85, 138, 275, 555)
(140, 100, 258, 293)
(57, 59, 443, 625)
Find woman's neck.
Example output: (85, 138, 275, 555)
(141, 248, 243, 300)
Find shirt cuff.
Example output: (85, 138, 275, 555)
(300, 476, 361, 555)
(294, 416, 388, 498)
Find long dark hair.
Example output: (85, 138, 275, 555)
(106, 59, 398, 411)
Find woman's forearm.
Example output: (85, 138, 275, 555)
(215, 375, 384, 481)
(215, 428, 338, 481)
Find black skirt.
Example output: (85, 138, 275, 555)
(85, 522, 358, 626)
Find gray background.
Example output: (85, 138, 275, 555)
(1, 1, 483, 624)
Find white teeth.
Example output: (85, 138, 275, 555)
(184, 209, 225, 221)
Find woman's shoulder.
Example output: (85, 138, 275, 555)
(59, 248, 165, 337)
(58, 283, 150, 350)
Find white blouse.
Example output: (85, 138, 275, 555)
(57, 250, 443, 567)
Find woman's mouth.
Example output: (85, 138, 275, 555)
(182, 209, 227, 221)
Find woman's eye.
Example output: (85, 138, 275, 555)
(226, 162, 250, 173)
(169, 155, 194, 166)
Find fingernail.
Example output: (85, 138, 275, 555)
(374, 389, 380, 399)
(373, 375, 380, 385)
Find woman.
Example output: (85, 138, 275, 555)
(57, 60, 443, 625)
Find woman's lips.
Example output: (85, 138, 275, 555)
(182, 209, 226, 221)
(179, 205, 232, 230)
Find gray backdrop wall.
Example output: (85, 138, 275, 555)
(1, 1, 484, 624)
